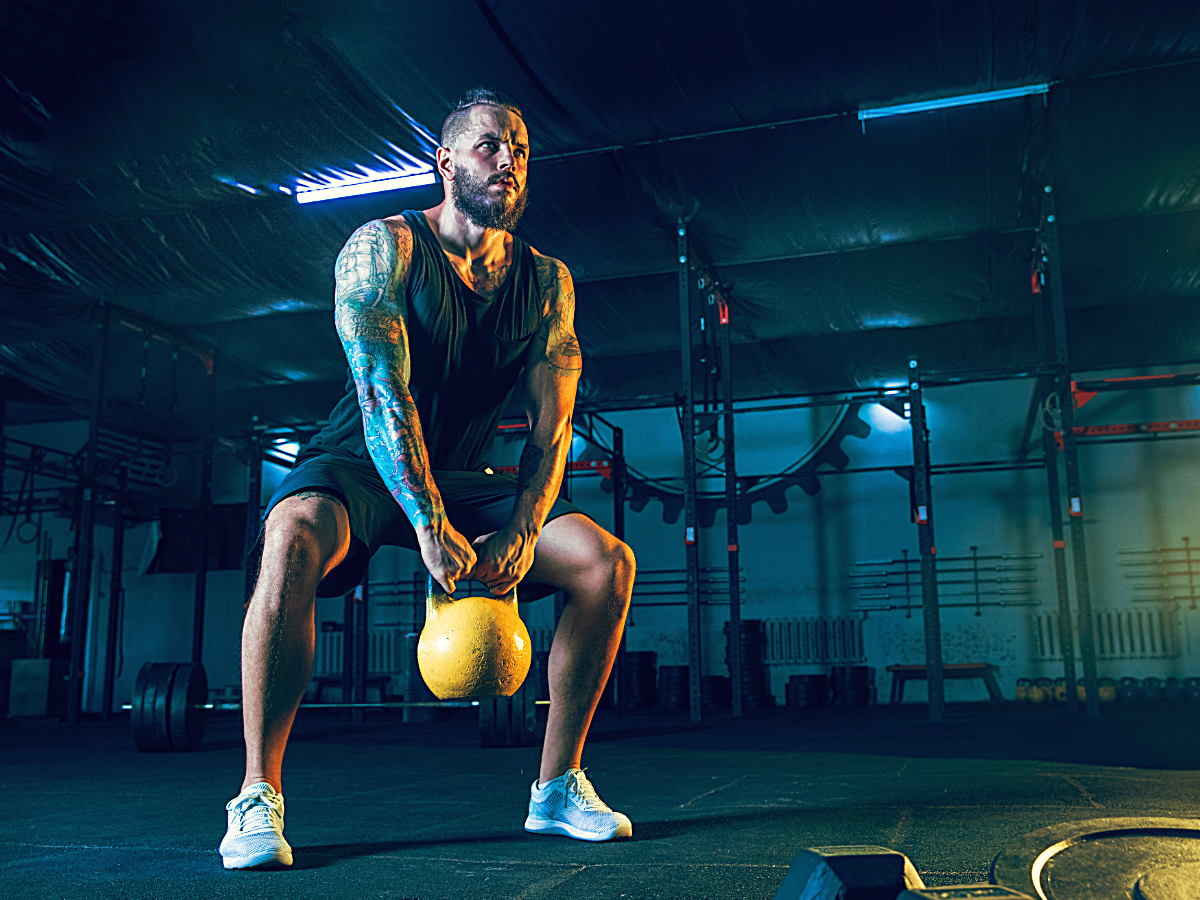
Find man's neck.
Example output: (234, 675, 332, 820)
(424, 201, 509, 269)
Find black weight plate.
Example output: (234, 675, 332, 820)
(130, 662, 154, 751)
(153, 663, 178, 752)
(168, 662, 208, 752)
(132, 663, 177, 752)
(990, 817, 1200, 900)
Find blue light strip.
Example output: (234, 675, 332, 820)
(294, 171, 437, 204)
(858, 83, 1050, 121)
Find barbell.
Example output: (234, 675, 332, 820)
(127, 661, 547, 753)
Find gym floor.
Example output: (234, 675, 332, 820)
(3, 703, 1198, 899)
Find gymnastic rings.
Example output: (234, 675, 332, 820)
(16, 519, 40, 544)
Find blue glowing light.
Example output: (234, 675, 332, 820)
(295, 171, 436, 204)
(858, 83, 1050, 121)
(866, 402, 910, 434)
(293, 140, 437, 204)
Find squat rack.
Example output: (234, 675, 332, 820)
(0, 305, 218, 724)
(670, 187, 1200, 724)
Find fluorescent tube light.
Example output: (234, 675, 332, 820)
(295, 171, 437, 204)
(858, 83, 1050, 121)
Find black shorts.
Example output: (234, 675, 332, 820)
(257, 451, 589, 601)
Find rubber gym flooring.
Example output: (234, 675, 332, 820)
(2, 702, 1198, 899)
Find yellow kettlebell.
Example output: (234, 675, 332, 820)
(417, 574, 531, 699)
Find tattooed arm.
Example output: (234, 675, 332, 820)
(470, 252, 581, 595)
(334, 218, 477, 592)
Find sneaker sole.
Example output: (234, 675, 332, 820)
(524, 814, 632, 842)
(221, 849, 293, 870)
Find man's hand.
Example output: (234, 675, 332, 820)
(470, 526, 537, 596)
(418, 522, 478, 595)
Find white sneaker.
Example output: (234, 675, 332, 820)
(218, 782, 293, 869)
(524, 768, 632, 841)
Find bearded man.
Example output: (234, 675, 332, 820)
(219, 88, 635, 869)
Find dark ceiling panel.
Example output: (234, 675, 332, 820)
(1, 0, 1199, 434)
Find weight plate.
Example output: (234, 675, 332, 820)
(169, 662, 208, 752)
(153, 663, 177, 752)
(132, 662, 177, 753)
(131, 662, 154, 751)
(990, 817, 1200, 900)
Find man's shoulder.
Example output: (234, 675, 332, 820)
(380, 212, 415, 238)
(352, 214, 414, 243)
(342, 215, 414, 247)
(529, 247, 571, 288)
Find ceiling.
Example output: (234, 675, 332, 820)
(3, 0, 1200, 442)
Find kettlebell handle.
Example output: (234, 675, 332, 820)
(426, 573, 518, 609)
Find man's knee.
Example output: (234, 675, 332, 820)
(584, 533, 635, 607)
(609, 538, 635, 586)
(260, 494, 350, 583)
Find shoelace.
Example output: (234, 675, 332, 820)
(567, 770, 611, 812)
(228, 790, 283, 833)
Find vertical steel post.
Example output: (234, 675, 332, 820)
(1032, 252, 1079, 712)
(908, 358, 944, 721)
(243, 430, 264, 602)
(677, 220, 702, 723)
(612, 426, 629, 715)
(353, 565, 369, 723)
(68, 303, 109, 724)
(612, 427, 626, 543)
(717, 291, 743, 717)
(1041, 185, 1100, 716)
(101, 471, 126, 720)
(342, 589, 355, 718)
(0, 377, 6, 512)
(1042, 422, 1078, 712)
(192, 355, 216, 665)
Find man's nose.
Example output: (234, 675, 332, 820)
(496, 142, 515, 169)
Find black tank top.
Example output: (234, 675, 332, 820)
(298, 210, 544, 472)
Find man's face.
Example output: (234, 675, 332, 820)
(446, 105, 529, 231)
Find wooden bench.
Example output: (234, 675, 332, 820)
(885, 663, 1003, 704)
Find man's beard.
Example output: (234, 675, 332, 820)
(451, 168, 528, 231)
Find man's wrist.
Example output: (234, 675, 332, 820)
(414, 510, 450, 541)
(504, 514, 541, 543)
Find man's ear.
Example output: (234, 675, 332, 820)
(436, 146, 454, 182)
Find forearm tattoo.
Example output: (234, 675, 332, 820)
(334, 220, 442, 529)
(517, 444, 546, 494)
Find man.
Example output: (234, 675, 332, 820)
(219, 88, 635, 869)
